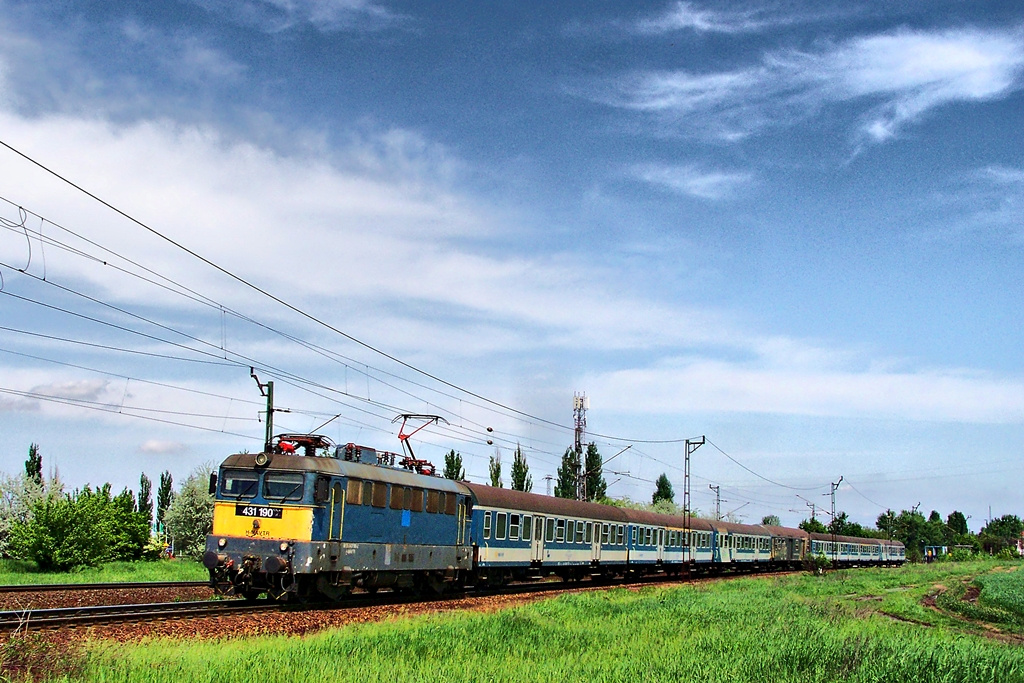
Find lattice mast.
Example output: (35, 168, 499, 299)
(574, 393, 588, 500)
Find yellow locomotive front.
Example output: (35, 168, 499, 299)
(204, 451, 334, 601)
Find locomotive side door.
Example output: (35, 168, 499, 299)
(532, 515, 545, 562)
(329, 482, 344, 541)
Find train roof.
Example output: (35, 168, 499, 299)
(758, 525, 810, 540)
(220, 453, 468, 493)
(808, 531, 904, 547)
(464, 483, 641, 521)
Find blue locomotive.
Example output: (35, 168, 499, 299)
(203, 434, 904, 601)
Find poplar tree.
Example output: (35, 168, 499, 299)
(583, 442, 606, 501)
(554, 447, 580, 499)
(510, 444, 532, 493)
(442, 450, 465, 480)
(138, 473, 154, 531)
(24, 443, 42, 485)
(156, 471, 174, 531)
(488, 450, 503, 487)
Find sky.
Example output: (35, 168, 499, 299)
(0, 0, 1021, 532)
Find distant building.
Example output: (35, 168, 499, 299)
(1018, 533, 1024, 556)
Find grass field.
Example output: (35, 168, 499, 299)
(16, 559, 1017, 683)
(0, 559, 208, 585)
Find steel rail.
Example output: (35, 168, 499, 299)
(0, 581, 210, 593)
(0, 598, 266, 630)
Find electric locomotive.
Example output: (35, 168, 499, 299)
(203, 434, 472, 601)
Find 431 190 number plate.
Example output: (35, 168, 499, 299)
(235, 504, 283, 519)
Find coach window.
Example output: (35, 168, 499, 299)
(496, 512, 507, 540)
(556, 519, 566, 543)
(598, 524, 606, 544)
(618, 526, 624, 545)
(483, 511, 492, 540)
(264, 472, 305, 502)
(346, 479, 363, 505)
(546, 518, 555, 543)
(426, 490, 439, 513)
(631, 527, 637, 544)
(584, 522, 592, 544)
(510, 514, 521, 541)
(523, 515, 532, 541)
(575, 521, 584, 544)
(390, 486, 405, 510)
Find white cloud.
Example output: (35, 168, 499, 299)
(138, 439, 189, 455)
(190, 0, 406, 33)
(635, 2, 775, 35)
(588, 358, 1024, 424)
(631, 163, 752, 199)
(598, 27, 1024, 142)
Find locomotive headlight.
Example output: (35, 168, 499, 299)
(218, 538, 227, 548)
(279, 541, 289, 553)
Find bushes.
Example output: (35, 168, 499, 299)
(162, 466, 214, 559)
(7, 485, 150, 571)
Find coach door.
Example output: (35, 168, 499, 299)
(591, 522, 601, 563)
(532, 515, 545, 562)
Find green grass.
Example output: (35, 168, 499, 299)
(34, 560, 1024, 683)
(0, 559, 207, 585)
(977, 567, 1024, 618)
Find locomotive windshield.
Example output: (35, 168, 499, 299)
(219, 469, 259, 499)
(263, 472, 305, 501)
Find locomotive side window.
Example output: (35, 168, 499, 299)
(483, 511, 491, 539)
(409, 488, 423, 512)
(263, 472, 305, 501)
(496, 512, 507, 540)
(444, 493, 457, 515)
(371, 482, 387, 508)
(220, 470, 259, 499)
(390, 486, 406, 510)
(426, 490, 439, 513)
(436, 492, 447, 513)
(347, 478, 363, 505)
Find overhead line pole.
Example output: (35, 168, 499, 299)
(684, 436, 705, 566)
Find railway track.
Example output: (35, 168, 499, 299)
(0, 581, 209, 593)
(0, 598, 268, 631)
(0, 570, 702, 632)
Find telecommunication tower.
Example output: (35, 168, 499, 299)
(573, 393, 588, 500)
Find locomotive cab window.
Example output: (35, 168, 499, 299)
(263, 472, 305, 501)
(219, 469, 259, 499)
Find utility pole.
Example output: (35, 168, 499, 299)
(684, 436, 704, 565)
(709, 484, 723, 521)
(797, 495, 817, 523)
(828, 476, 843, 564)
(573, 393, 588, 500)
(251, 368, 274, 453)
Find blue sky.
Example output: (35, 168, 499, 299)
(0, 0, 1021, 531)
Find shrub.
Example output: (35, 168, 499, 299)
(163, 465, 215, 559)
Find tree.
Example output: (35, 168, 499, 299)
(24, 443, 42, 486)
(799, 517, 827, 534)
(876, 509, 897, 539)
(138, 473, 153, 532)
(554, 447, 581, 499)
(510, 444, 532, 493)
(488, 450, 503, 487)
(163, 465, 215, 559)
(761, 515, 781, 527)
(946, 510, 969, 536)
(442, 450, 465, 481)
(156, 470, 174, 532)
(583, 442, 606, 502)
(652, 474, 674, 505)
(979, 514, 1024, 555)
(0, 471, 48, 558)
